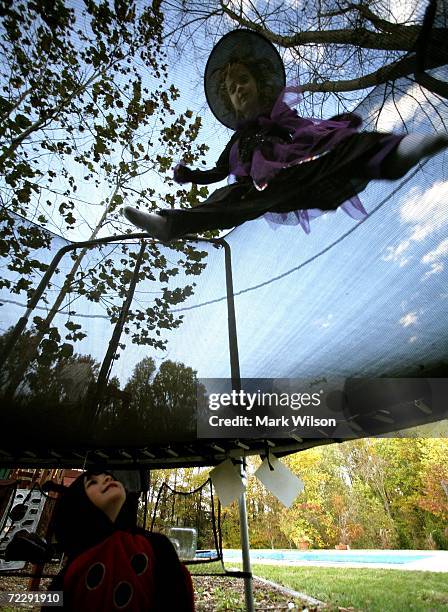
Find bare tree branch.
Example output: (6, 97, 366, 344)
(301, 52, 418, 93)
(220, 1, 423, 51)
(321, 3, 412, 32)
(162, 0, 448, 115)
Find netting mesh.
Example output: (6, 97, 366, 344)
(0, 233, 228, 451)
(150, 479, 222, 564)
(0, 0, 447, 464)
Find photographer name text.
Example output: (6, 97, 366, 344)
(208, 414, 336, 427)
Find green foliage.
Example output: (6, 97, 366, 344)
(245, 565, 448, 612)
(146, 438, 448, 552)
(209, 438, 448, 552)
(210, 587, 241, 611)
(146, 466, 217, 551)
(174, 438, 444, 552)
(55, 432, 447, 555)
(0, 0, 211, 387)
(278, 438, 448, 550)
(220, 501, 241, 549)
(246, 473, 291, 549)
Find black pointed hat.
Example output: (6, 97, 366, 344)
(204, 29, 286, 129)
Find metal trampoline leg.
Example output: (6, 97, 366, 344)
(239, 461, 254, 612)
(223, 237, 254, 610)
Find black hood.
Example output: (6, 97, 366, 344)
(52, 471, 136, 560)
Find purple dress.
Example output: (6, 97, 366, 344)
(165, 87, 403, 237)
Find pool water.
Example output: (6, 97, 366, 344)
(223, 549, 430, 565)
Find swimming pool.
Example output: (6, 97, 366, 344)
(222, 549, 430, 565)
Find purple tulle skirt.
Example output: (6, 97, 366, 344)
(161, 88, 403, 238)
(227, 87, 402, 234)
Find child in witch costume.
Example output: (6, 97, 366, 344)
(43, 471, 194, 611)
(124, 29, 448, 240)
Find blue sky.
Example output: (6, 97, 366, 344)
(1, 1, 447, 391)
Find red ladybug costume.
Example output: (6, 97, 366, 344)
(44, 472, 194, 611)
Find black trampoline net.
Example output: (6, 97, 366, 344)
(0, 0, 447, 467)
(0, 232, 228, 455)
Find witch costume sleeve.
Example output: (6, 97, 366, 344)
(175, 135, 236, 185)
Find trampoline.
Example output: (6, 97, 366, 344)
(1, 1, 448, 609)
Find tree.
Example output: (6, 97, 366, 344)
(0, 1, 211, 399)
(151, 359, 200, 430)
(162, 0, 447, 116)
(115, 357, 203, 444)
(146, 466, 217, 551)
(220, 500, 241, 548)
(0, 326, 101, 444)
(418, 438, 448, 519)
(280, 447, 338, 548)
(245, 461, 291, 548)
(122, 356, 157, 424)
(327, 439, 399, 548)
(134, 437, 448, 552)
(417, 438, 448, 548)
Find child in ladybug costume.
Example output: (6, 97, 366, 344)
(44, 471, 194, 611)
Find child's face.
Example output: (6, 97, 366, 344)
(225, 63, 259, 118)
(84, 472, 126, 523)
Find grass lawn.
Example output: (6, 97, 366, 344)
(245, 564, 448, 611)
(1, 564, 447, 611)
